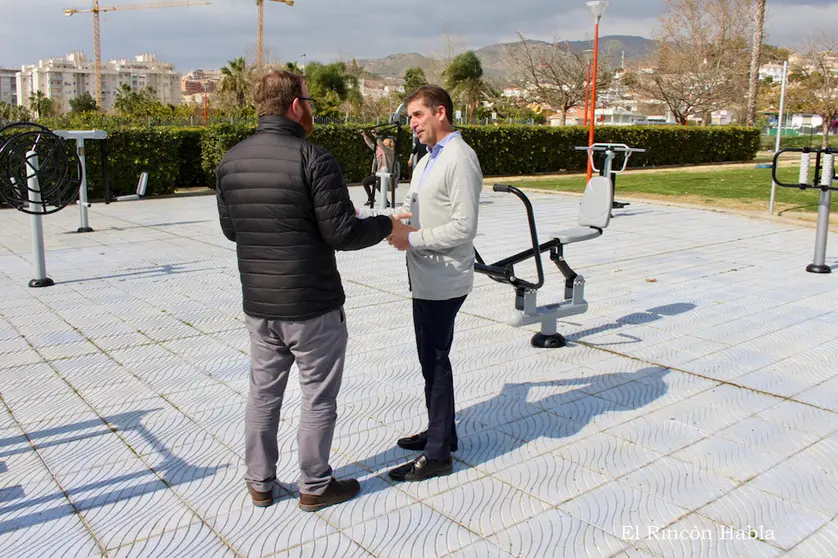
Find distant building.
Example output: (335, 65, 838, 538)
(548, 107, 584, 126)
(16, 52, 181, 112)
(181, 69, 221, 95)
(549, 107, 647, 127)
(758, 63, 785, 83)
(710, 109, 737, 125)
(0, 68, 18, 105)
(359, 77, 404, 100)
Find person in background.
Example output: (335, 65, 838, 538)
(360, 131, 396, 207)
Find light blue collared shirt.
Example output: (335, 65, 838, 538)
(418, 131, 461, 189)
(408, 131, 461, 247)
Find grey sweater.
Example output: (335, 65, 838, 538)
(359, 134, 483, 300)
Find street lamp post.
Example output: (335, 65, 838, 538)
(585, 0, 608, 182)
(582, 49, 594, 127)
(202, 82, 209, 126)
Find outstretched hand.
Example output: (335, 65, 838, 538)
(387, 213, 416, 251)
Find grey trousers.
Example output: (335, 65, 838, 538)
(243, 308, 347, 495)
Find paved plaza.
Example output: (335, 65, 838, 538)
(1, 184, 837, 557)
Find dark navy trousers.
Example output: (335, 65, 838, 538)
(412, 295, 467, 460)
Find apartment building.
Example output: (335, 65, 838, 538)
(359, 77, 404, 100)
(758, 63, 786, 83)
(0, 69, 18, 105)
(181, 69, 220, 95)
(16, 52, 181, 112)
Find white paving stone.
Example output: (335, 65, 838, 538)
(1, 188, 837, 556)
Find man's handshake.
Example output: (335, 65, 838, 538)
(387, 213, 416, 251)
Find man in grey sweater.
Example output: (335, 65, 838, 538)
(361, 85, 483, 481)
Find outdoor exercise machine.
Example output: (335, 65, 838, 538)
(579, 143, 647, 212)
(473, 143, 645, 348)
(771, 146, 836, 274)
(54, 129, 108, 232)
(0, 123, 82, 287)
(361, 103, 407, 210)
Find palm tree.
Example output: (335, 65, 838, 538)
(746, 0, 767, 126)
(443, 51, 486, 122)
(113, 83, 137, 115)
(305, 62, 364, 117)
(28, 90, 52, 119)
(220, 57, 252, 109)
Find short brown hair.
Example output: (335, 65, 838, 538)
(405, 85, 454, 125)
(254, 70, 304, 117)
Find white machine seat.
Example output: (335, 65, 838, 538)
(551, 176, 613, 244)
(553, 226, 602, 245)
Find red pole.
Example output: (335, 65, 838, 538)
(586, 19, 600, 182)
(583, 61, 590, 127)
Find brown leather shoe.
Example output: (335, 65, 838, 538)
(247, 483, 274, 508)
(298, 478, 361, 512)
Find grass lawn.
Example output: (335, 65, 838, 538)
(508, 164, 836, 216)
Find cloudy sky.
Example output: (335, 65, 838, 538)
(2, 0, 838, 72)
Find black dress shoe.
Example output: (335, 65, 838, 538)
(397, 431, 458, 452)
(388, 454, 453, 482)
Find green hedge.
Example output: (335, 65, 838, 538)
(200, 123, 413, 187)
(12, 123, 759, 202)
(457, 125, 760, 176)
(201, 124, 759, 185)
(65, 127, 207, 199)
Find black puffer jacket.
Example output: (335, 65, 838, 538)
(216, 116, 393, 320)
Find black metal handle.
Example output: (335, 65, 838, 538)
(772, 147, 805, 188)
(489, 184, 545, 290)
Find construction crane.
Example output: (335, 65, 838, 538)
(257, 0, 294, 68)
(64, 1, 211, 109)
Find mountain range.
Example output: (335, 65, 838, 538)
(356, 35, 656, 82)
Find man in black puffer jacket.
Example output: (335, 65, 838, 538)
(216, 70, 399, 512)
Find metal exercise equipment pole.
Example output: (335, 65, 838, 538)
(809, 151, 833, 274)
(26, 151, 53, 287)
(76, 137, 92, 232)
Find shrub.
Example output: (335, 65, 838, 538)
(17, 121, 760, 202)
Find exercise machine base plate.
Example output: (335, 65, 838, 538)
(531, 332, 567, 349)
(806, 264, 832, 274)
(29, 277, 55, 288)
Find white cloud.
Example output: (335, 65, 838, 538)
(1, 0, 837, 72)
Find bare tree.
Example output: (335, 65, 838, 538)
(626, 0, 753, 124)
(505, 34, 612, 125)
(786, 34, 838, 148)
(746, 0, 767, 126)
